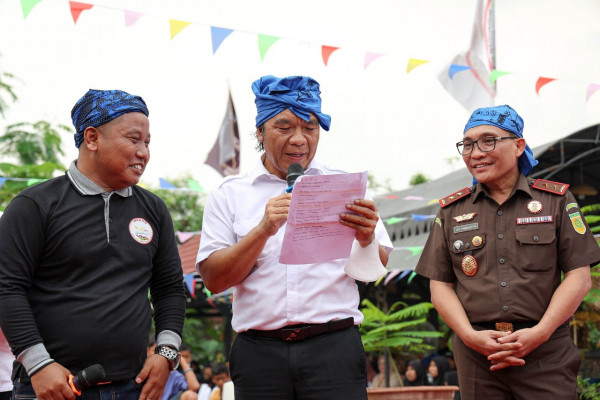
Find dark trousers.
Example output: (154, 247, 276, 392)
(453, 325, 580, 400)
(12, 379, 141, 399)
(230, 326, 367, 400)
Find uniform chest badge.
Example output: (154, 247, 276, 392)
(472, 236, 482, 247)
(453, 240, 464, 251)
(129, 218, 153, 244)
(453, 213, 477, 223)
(569, 212, 586, 235)
(461, 255, 478, 277)
(527, 200, 543, 214)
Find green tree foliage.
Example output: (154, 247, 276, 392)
(0, 54, 18, 118)
(409, 173, 429, 186)
(182, 314, 225, 366)
(148, 175, 205, 232)
(0, 121, 68, 165)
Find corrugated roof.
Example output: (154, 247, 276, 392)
(178, 234, 201, 275)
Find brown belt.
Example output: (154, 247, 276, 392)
(244, 317, 355, 341)
(473, 321, 568, 332)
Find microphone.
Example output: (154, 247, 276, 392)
(285, 163, 304, 193)
(69, 364, 107, 396)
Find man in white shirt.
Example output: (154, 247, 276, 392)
(196, 75, 392, 400)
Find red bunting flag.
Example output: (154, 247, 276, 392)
(69, 1, 93, 24)
(321, 46, 339, 66)
(535, 77, 556, 95)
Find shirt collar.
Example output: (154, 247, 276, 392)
(471, 172, 532, 203)
(249, 157, 326, 185)
(66, 160, 132, 197)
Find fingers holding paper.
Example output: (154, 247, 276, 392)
(339, 199, 379, 247)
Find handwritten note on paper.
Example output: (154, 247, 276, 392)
(279, 171, 368, 265)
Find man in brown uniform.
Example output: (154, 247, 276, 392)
(416, 104, 600, 399)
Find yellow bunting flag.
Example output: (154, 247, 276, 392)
(258, 34, 280, 61)
(169, 19, 191, 40)
(406, 58, 429, 74)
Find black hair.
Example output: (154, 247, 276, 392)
(212, 362, 229, 376)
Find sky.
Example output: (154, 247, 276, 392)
(1, 0, 600, 194)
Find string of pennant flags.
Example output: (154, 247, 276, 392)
(17, 0, 600, 102)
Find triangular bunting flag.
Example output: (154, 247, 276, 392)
(69, 1, 94, 24)
(26, 178, 45, 186)
(21, 0, 43, 19)
(586, 83, 600, 102)
(159, 177, 177, 189)
(384, 270, 401, 286)
(188, 179, 204, 192)
(0, 177, 6, 187)
(406, 58, 430, 74)
(490, 70, 511, 86)
(123, 10, 144, 27)
(364, 52, 384, 69)
(535, 77, 556, 95)
(170, 19, 191, 40)
(385, 217, 406, 225)
(176, 231, 196, 243)
(184, 274, 196, 298)
(407, 271, 417, 284)
(405, 246, 423, 257)
(211, 26, 234, 54)
(411, 214, 434, 221)
(258, 34, 280, 61)
(448, 64, 471, 79)
(321, 45, 339, 66)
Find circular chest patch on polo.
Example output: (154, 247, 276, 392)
(129, 218, 153, 244)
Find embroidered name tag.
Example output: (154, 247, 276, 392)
(516, 216, 553, 225)
(453, 223, 478, 233)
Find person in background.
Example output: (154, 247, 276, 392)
(416, 104, 600, 399)
(403, 359, 428, 387)
(0, 89, 187, 400)
(209, 363, 231, 400)
(0, 327, 14, 400)
(196, 75, 392, 400)
(370, 355, 401, 388)
(428, 356, 451, 386)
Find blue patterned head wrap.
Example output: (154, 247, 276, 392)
(252, 75, 331, 131)
(464, 104, 538, 179)
(71, 89, 149, 148)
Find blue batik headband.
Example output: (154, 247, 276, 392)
(464, 105, 538, 181)
(71, 89, 149, 148)
(252, 75, 331, 131)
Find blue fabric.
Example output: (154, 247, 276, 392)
(162, 370, 188, 400)
(252, 75, 331, 131)
(71, 89, 149, 148)
(463, 104, 538, 180)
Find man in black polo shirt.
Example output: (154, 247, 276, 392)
(0, 89, 186, 400)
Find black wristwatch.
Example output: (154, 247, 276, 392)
(154, 345, 181, 370)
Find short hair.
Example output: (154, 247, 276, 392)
(212, 362, 229, 376)
(255, 124, 265, 152)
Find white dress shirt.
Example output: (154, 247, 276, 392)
(196, 159, 392, 332)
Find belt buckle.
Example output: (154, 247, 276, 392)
(282, 327, 306, 341)
(495, 322, 513, 332)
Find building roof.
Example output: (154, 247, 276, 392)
(178, 233, 201, 275)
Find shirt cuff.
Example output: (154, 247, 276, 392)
(17, 343, 54, 376)
(156, 330, 182, 350)
(344, 239, 388, 282)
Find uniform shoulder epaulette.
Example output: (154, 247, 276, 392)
(531, 179, 569, 196)
(439, 187, 472, 208)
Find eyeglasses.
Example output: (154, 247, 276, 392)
(456, 136, 518, 155)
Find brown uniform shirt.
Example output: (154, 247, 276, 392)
(416, 173, 600, 323)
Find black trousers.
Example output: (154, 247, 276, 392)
(230, 326, 367, 400)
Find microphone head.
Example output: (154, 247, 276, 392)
(75, 364, 106, 390)
(286, 163, 304, 187)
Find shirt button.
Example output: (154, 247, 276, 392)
(498, 234, 504, 239)
(533, 236, 539, 242)
(501, 282, 507, 287)
(499, 258, 506, 264)
(502, 306, 509, 311)
(497, 211, 503, 216)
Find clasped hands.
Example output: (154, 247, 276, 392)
(468, 326, 547, 371)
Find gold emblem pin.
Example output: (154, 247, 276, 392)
(472, 236, 482, 246)
(527, 200, 543, 214)
(453, 212, 477, 223)
(461, 255, 478, 277)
